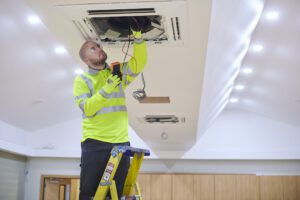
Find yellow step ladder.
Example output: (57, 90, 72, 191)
(93, 146, 150, 200)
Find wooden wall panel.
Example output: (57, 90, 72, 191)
(172, 175, 194, 200)
(236, 175, 259, 200)
(296, 176, 300, 200)
(282, 176, 297, 200)
(40, 174, 300, 200)
(150, 174, 172, 200)
(193, 175, 214, 200)
(215, 175, 236, 200)
(260, 176, 283, 200)
(137, 174, 151, 200)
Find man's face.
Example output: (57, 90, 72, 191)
(84, 42, 107, 68)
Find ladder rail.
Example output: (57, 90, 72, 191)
(93, 146, 150, 200)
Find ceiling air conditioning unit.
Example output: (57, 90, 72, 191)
(55, 1, 188, 46)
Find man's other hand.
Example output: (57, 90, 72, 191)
(103, 74, 121, 94)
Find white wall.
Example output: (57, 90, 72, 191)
(0, 121, 29, 155)
(185, 109, 300, 159)
(25, 157, 80, 200)
(28, 118, 155, 157)
(24, 109, 300, 159)
(2, 109, 300, 199)
(24, 109, 300, 199)
(28, 118, 82, 157)
(24, 157, 300, 200)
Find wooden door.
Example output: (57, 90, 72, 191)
(44, 179, 60, 200)
(70, 179, 80, 200)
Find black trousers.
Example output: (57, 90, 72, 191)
(79, 139, 130, 200)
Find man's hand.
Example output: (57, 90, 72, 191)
(102, 74, 121, 94)
(131, 29, 142, 39)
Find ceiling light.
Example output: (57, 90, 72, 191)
(252, 44, 263, 52)
(235, 85, 245, 90)
(75, 69, 84, 75)
(242, 68, 253, 74)
(27, 15, 41, 25)
(55, 46, 66, 54)
(229, 98, 239, 103)
(266, 11, 279, 20)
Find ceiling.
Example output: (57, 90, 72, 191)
(227, 0, 300, 127)
(0, 0, 299, 153)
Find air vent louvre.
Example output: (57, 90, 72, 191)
(171, 17, 181, 41)
(87, 8, 155, 15)
(73, 20, 90, 40)
(175, 17, 181, 40)
(142, 115, 185, 123)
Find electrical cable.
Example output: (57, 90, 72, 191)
(121, 30, 131, 66)
(132, 72, 147, 101)
(119, 17, 147, 101)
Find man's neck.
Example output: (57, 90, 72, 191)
(89, 64, 105, 71)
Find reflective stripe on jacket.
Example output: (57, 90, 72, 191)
(73, 36, 147, 143)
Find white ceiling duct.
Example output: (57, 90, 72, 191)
(54, 1, 188, 46)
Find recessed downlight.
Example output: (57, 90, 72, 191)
(27, 15, 41, 25)
(242, 68, 253, 74)
(252, 44, 263, 52)
(229, 98, 239, 103)
(235, 85, 245, 90)
(55, 46, 66, 54)
(266, 11, 279, 20)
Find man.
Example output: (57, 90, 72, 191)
(73, 27, 147, 200)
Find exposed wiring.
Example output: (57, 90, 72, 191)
(119, 17, 147, 101)
(132, 72, 147, 101)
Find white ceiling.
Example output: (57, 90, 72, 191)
(0, 0, 299, 153)
(227, 0, 300, 127)
(0, 0, 80, 130)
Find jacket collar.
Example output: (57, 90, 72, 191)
(87, 63, 110, 75)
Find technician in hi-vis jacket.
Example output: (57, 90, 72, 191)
(73, 25, 147, 200)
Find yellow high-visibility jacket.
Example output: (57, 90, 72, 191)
(73, 34, 147, 143)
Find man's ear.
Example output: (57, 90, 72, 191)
(83, 57, 90, 66)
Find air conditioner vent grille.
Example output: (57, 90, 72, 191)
(171, 17, 181, 41)
(57, 1, 187, 46)
(143, 115, 186, 123)
(87, 8, 155, 15)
